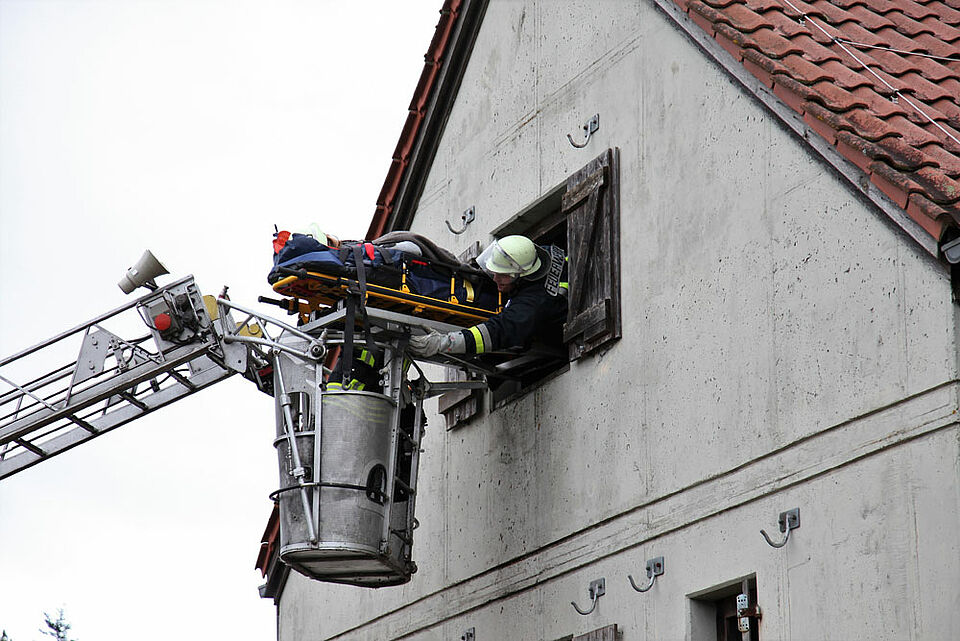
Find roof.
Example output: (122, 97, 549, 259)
(673, 0, 960, 244)
(368, 0, 489, 240)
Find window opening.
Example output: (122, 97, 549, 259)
(689, 575, 761, 641)
(488, 186, 570, 408)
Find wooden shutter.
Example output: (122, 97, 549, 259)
(575, 625, 618, 641)
(563, 148, 621, 360)
(439, 241, 485, 429)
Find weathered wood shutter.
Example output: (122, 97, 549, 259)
(563, 148, 621, 360)
(439, 241, 485, 429)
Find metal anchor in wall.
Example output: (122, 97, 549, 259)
(567, 113, 599, 148)
(571, 577, 605, 615)
(628, 556, 665, 593)
(760, 507, 801, 548)
(445, 206, 476, 235)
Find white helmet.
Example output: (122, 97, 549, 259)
(477, 235, 540, 279)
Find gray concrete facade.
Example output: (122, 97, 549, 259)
(277, 1, 960, 639)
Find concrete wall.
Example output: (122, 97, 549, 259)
(278, 1, 960, 639)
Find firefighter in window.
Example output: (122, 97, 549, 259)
(408, 235, 568, 358)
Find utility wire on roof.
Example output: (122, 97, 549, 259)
(833, 39, 960, 63)
(774, 0, 960, 149)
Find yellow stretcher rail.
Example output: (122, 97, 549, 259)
(272, 271, 501, 327)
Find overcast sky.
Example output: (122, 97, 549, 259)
(0, 2, 441, 640)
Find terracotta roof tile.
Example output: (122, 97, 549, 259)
(884, 114, 946, 145)
(718, 3, 772, 31)
(743, 27, 808, 56)
(885, 10, 940, 37)
(849, 85, 912, 117)
(897, 71, 957, 101)
(923, 2, 960, 25)
(779, 53, 837, 82)
(804, 101, 855, 142)
(874, 135, 941, 170)
(674, 0, 960, 247)
(915, 14, 960, 39)
(885, 0, 941, 20)
(874, 25, 936, 50)
(911, 165, 960, 203)
(831, 20, 890, 47)
(846, 5, 900, 30)
(798, 0, 858, 24)
(791, 34, 845, 60)
(846, 107, 903, 139)
(931, 98, 960, 128)
(831, 0, 870, 8)
(810, 79, 871, 110)
(863, 48, 923, 76)
(742, 47, 788, 82)
(765, 10, 816, 37)
(911, 32, 960, 56)
(906, 192, 953, 239)
(924, 122, 960, 153)
(920, 142, 960, 176)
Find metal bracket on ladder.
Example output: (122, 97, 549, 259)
(0, 276, 232, 480)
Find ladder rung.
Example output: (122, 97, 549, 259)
(15, 438, 45, 457)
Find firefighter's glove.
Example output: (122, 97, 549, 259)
(408, 330, 465, 358)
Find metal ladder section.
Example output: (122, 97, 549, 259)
(0, 276, 233, 480)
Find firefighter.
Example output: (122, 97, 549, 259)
(408, 235, 567, 357)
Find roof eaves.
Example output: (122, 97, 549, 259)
(658, 0, 951, 259)
(367, 0, 489, 240)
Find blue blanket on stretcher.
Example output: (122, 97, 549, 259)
(268, 234, 500, 311)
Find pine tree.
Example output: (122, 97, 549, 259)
(39, 610, 75, 641)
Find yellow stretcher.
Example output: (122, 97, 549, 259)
(272, 270, 502, 327)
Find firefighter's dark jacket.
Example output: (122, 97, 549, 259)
(460, 247, 567, 354)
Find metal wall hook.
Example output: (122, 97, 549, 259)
(567, 114, 600, 148)
(628, 556, 664, 592)
(571, 577, 605, 615)
(445, 206, 475, 234)
(761, 507, 800, 548)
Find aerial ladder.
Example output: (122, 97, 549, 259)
(0, 255, 500, 587)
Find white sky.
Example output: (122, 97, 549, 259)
(0, 2, 441, 640)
